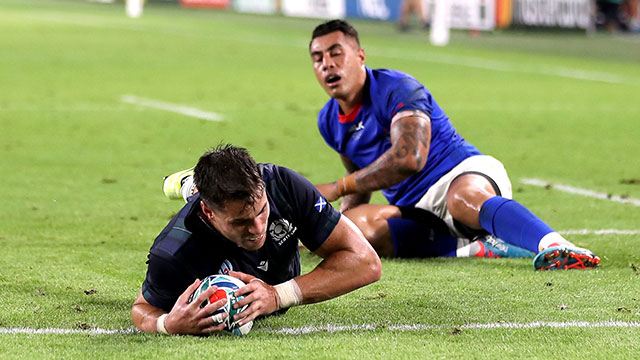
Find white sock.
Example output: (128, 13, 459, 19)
(456, 238, 480, 257)
(538, 232, 575, 252)
(456, 242, 481, 257)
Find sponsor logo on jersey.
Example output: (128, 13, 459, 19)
(257, 260, 268, 272)
(347, 120, 365, 135)
(269, 219, 297, 246)
(314, 197, 327, 212)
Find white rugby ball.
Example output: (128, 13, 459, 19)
(188, 274, 253, 335)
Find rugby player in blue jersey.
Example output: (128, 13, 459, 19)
(132, 144, 381, 335)
(309, 20, 599, 270)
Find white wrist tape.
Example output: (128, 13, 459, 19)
(156, 314, 169, 334)
(274, 279, 302, 309)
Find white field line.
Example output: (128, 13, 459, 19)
(0, 320, 640, 335)
(0, 327, 137, 335)
(2, 321, 640, 336)
(120, 94, 223, 122)
(443, 102, 640, 113)
(237, 36, 639, 87)
(273, 321, 640, 334)
(270, 321, 640, 334)
(365, 47, 638, 87)
(521, 178, 640, 207)
(0, 104, 136, 112)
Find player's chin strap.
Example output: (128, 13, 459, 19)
(274, 279, 302, 309)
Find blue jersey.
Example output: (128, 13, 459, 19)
(318, 67, 481, 206)
(141, 164, 341, 312)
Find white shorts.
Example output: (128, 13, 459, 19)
(414, 155, 512, 237)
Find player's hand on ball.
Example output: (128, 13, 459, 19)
(228, 271, 279, 326)
(165, 279, 228, 335)
(316, 182, 340, 202)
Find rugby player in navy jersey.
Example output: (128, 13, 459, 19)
(309, 20, 599, 270)
(132, 144, 381, 335)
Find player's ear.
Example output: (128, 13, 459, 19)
(358, 47, 365, 65)
(200, 200, 215, 222)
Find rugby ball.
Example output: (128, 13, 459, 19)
(188, 274, 253, 335)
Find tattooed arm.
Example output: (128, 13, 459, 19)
(316, 110, 431, 202)
(338, 155, 372, 212)
(354, 110, 430, 191)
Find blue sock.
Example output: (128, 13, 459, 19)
(479, 196, 553, 253)
(388, 218, 459, 258)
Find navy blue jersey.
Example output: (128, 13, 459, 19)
(141, 164, 341, 312)
(318, 67, 482, 206)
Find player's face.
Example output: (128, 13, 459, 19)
(203, 191, 270, 251)
(310, 31, 366, 103)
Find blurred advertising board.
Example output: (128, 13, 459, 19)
(281, 0, 346, 18)
(345, 0, 400, 21)
(233, 0, 279, 14)
(346, 0, 495, 30)
(175, 0, 591, 31)
(495, 0, 512, 28)
(179, 0, 230, 8)
(512, 0, 592, 29)
(444, 0, 495, 30)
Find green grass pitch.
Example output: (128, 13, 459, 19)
(1, 0, 639, 358)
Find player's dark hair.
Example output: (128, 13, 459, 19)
(194, 144, 264, 212)
(310, 19, 360, 48)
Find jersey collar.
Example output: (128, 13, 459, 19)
(338, 103, 362, 124)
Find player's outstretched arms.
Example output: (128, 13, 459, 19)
(299, 214, 382, 303)
(131, 279, 227, 335)
(231, 215, 381, 326)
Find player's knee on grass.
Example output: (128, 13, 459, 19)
(343, 204, 400, 257)
(344, 204, 465, 258)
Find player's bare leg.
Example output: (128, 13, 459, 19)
(344, 203, 532, 259)
(446, 173, 600, 270)
(343, 204, 399, 257)
(445, 173, 495, 229)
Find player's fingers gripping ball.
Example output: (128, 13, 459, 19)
(188, 274, 253, 335)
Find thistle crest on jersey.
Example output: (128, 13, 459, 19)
(269, 219, 297, 246)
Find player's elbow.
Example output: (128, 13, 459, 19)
(354, 231, 382, 285)
(395, 151, 427, 176)
(131, 305, 144, 331)
(359, 250, 382, 285)
(369, 255, 382, 283)
(131, 292, 152, 332)
(396, 160, 422, 177)
(398, 163, 420, 176)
